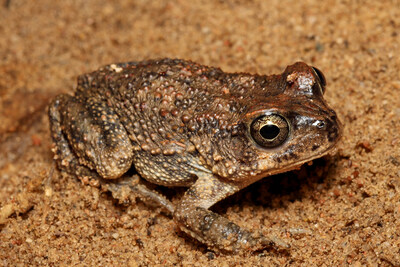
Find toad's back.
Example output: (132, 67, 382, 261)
(71, 59, 288, 185)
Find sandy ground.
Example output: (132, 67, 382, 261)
(0, 0, 399, 266)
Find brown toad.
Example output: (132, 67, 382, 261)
(48, 58, 341, 253)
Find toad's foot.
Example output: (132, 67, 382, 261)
(174, 173, 289, 253)
(176, 206, 290, 253)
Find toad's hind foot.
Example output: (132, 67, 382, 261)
(103, 175, 175, 214)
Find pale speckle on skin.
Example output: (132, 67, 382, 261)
(109, 64, 123, 73)
(297, 74, 314, 94)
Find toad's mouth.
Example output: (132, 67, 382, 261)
(238, 146, 338, 189)
(257, 144, 339, 178)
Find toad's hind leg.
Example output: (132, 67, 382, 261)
(49, 94, 98, 181)
(174, 174, 289, 253)
(49, 94, 174, 213)
(48, 94, 134, 180)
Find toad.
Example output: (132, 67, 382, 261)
(48, 59, 341, 253)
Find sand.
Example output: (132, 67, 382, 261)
(0, 0, 399, 265)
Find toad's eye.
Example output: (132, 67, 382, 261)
(312, 67, 326, 94)
(250, 114, 289, 148)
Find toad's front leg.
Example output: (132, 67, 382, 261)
(174, 173, 289, 253)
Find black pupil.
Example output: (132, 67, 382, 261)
(260, 124, 280, 140)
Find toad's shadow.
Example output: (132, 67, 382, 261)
(212, 157, 337, 214)
(114, 156, 338, 217)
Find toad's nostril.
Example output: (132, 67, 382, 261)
(313, 120, 326, 129)
(316, 121, 326, 129)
